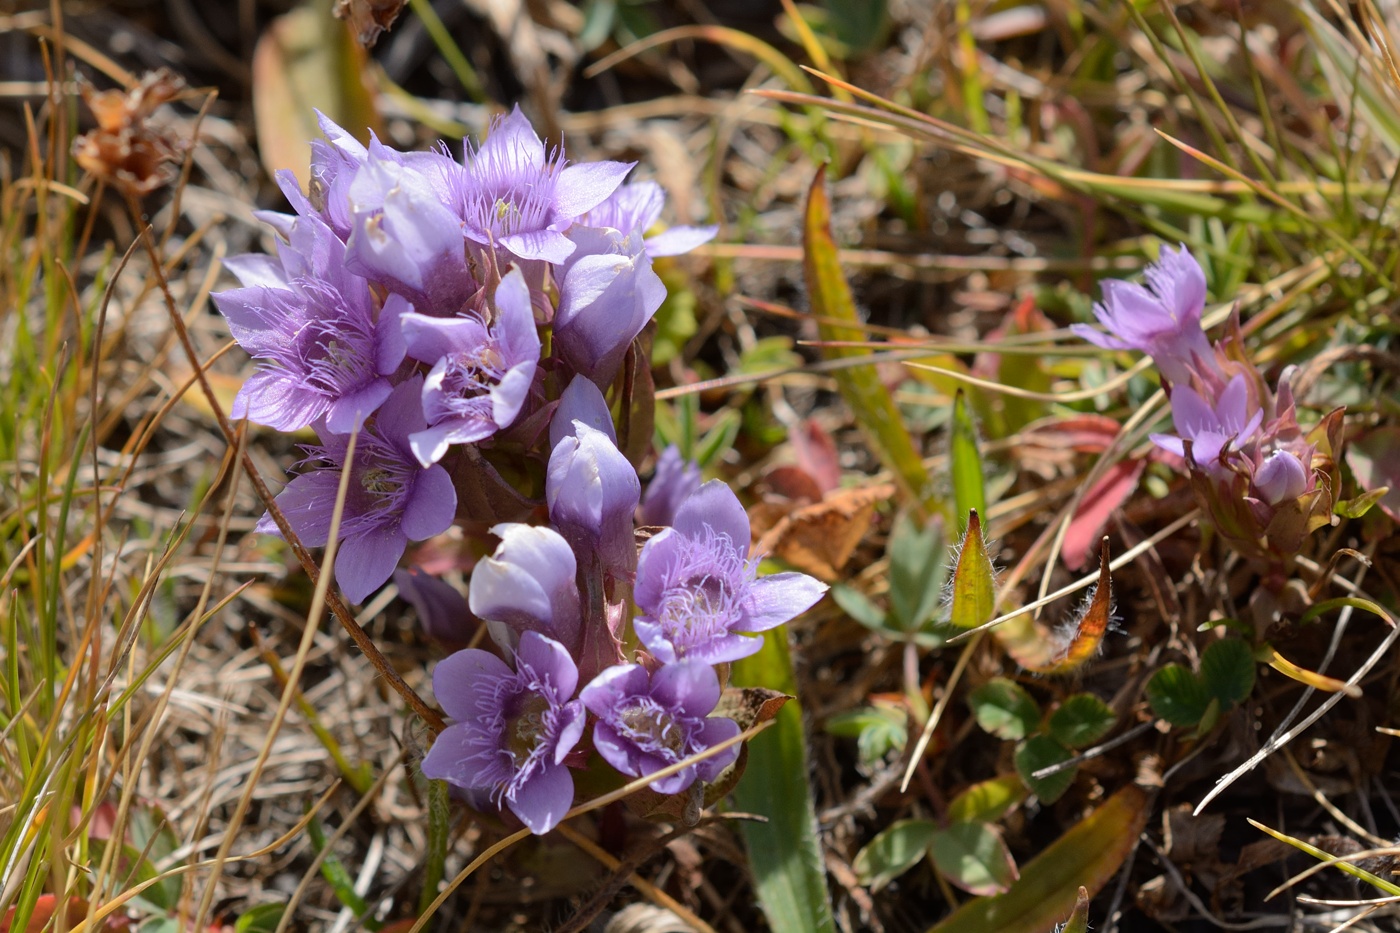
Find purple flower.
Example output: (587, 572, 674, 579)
(582, 180, 718, 257)
(214, 213, 408, 435)
(640, 445, 702, 527)
(1253, 449, 1310, 506)
(1151, 373, 1263, 469)
(634, 481, 827, 665)
(452, 105, 633, 264)
(580, 661, 740, 795)
(421, 632, 585, 835)
(469, 523, 581, 653)
(399, 267, 541, 465)
(255, 378, 456, 603)
(344, 143, 481, 318)
(546, 379, 641, 572)
(1073, 244, 1215, 385)
(554, 225, 667, 387)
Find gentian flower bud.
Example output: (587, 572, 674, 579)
(546, 379, 641, 574)
(553, 225, 666, 388)
(1254, 449, 1309, 506)
(580, 661, 740, 795)
(468, 523, 581, 653)
(422, 632, 585, 835)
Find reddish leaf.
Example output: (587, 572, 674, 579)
(1062, 459, 1144, 571)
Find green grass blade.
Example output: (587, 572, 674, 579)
(950, 390, 986, 535)
(731, 629, 835, 933)
(803, 165, 934, 514)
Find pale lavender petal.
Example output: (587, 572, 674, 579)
(517, 631, 580, 701)
(645, 224, 718, 257)
(550, 376, 617, 447)
(498, 229, 576, 264)
(740, 573, 828, 632)
(554, 160, 635, 217)
(508, 762, 573, 834)
(324, 379, 391, 435)
(432, 647, 512, 719)
(651, 661, 720, 719)
(259, 470, 342, 546)
(672, 480, 750, 547)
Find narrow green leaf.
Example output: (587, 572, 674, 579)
(804, 165, 935, 514)
(948, 774, 1027, 825)
(950, 390, 986, 535)
(1199, 639, 1255, 707)
(1048, 694, 1116, 750)
(307, 813, 372, 921)
(927, 785, 1150, 933)
(968, 678, 1040, 741)
(929, 821, 1019, 897)
(949, 510, 996, 630)
(887, 511, 947, 632)
(732, 629, 836, 933)
(235, 904, 286, 933)
(1146, 664, 1212, 727)
(1014, 737, 1076, 804)
(853, 819, 939, 892)
(1249, 819, 1400, 896)
(830, 584, 888, 632)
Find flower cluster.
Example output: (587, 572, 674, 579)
(1076, 245, 1342, 563)
(217, 109, 826, 834)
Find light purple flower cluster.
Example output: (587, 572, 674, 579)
(219, 109, 825, 835)
(1076, 244, 1343, 562)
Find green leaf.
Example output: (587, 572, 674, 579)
(928, 822, 1019, 897)
(235, 903, 286, 933)
(732, 630, 836, 933)
(825, 704, 907, 771)
(693, 409, 741, 470)
(1059, 886, 1092, 933)
(948, 774, 1027, 825)
(1146, 664, 1212, 727)
(307, 813, 371, 921)
(1015, 736, 1076, 804)
(1048, 694, 1116, 750)
(950, 390, 987, 535)
(804, 165, 935, 513)
(949, 510, 996, 630)
(928, 786, 1150, 933)
(1199, 639, 1256, 707)
(853, 819, 938, 892)
(887, 511, 947, 632)
(830, 584, 887, 631)
(968, 678, 1040, 741)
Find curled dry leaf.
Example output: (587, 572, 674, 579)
(73, 69, 189, 195)
(333, 0, 408, 46)
(751, 482, 895, 581)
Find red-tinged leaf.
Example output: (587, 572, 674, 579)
(1346, 426, 1400, 520)
(1034, 539, 1112, 674)
(928, 822, 1020, 896)
(950, 510, 996, 630)
(790, 419, 843, 494)
(252, 5, 382, 187)
(1, 896, 90, 933)
(804, 165, 935, 514)
(1062, 459, 1143, 571)
(927, 784, 1150, 933)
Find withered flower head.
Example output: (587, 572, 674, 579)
(73, 69, 189, 195)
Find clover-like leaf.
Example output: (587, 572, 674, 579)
(1015, 735, 1076, 804)
(1048, 694, 1116, 750)
(853, 819, 938, 892)
(928, 821, 1019, 897)
(968, 678, 1040, 741)
(1146, 664, 1212, 727)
